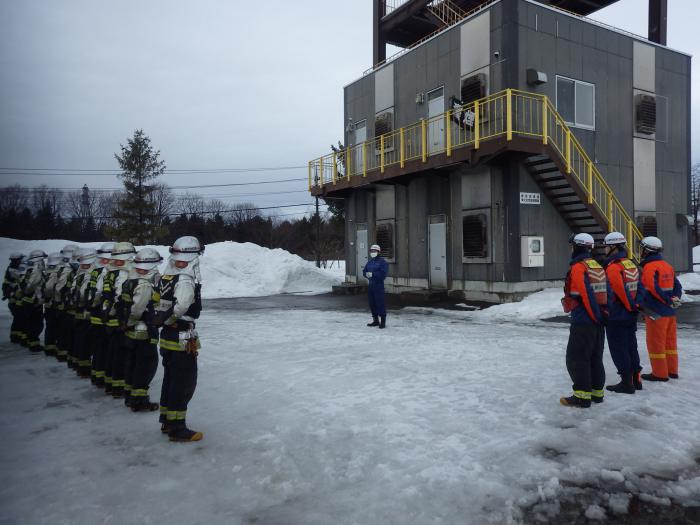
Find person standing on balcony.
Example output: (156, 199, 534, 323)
(559, 233, 607, 408)
(363, 244, 388, 329)
(636, 236, 683, 382)
(602, 232, 641, 394)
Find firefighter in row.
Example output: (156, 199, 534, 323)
(602, 232, 641, 394)
(3, 253, 25, 344)
(560, 233, 607, 408)
(636, 236, 683, 382)
(154, 236, 205, 442)
(19, 250, 48, 352)
(42, 253, 63, 356)
(117, 247, 163, 412)
(72, 248, 98, 377)
(101, 242, 137, 397)
(54, 245, 79, 361)
(87, 243, 115, 386)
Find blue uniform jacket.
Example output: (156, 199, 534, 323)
(604, 249, 637, 324)
(566, 251, 604, 325)
(636, 253, 683, 318)
(363, 256, 388, 288)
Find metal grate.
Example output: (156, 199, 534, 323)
(635, 94, 656, 135)
(461, 74, 486, 104)
(376, 222, 395, 259)
(637, 215, 658, 237)
(462, 214, 487, 257)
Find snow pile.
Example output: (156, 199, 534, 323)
(680, 271, 700, 291)
(694, 245, 699, 271)
(0, 238, 341, 299)
(473, 287, 564, 322)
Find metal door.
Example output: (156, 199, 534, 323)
(427, 87, 445, 154)
(356, 228, 368, 283)
(429, 220, 447, 289)
(353, 121, 366, 176)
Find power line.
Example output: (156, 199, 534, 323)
(1, 178, 308, 192)
(0, 165, 307, 176)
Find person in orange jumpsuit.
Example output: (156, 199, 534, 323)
(602, 232, 641, 394)
(560, 233, 607, 408)
(636, 236, 683, 382)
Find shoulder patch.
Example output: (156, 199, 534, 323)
(584, 259, 603, 269)
(621, 259, 637, 270)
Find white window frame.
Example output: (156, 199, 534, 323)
(555, 75, 595, 131)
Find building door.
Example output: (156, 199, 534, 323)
(356, 227, 368, 283)
(429, 216, 447, 289)
(353, 121, 366, 176)
(427, 87, 445, 154)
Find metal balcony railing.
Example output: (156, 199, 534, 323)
(308, 89, 644, 261)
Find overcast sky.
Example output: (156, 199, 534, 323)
(0, 0, 697, 216)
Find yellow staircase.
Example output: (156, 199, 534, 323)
(426, 0, 467, 26)
(309, 89, 644, 261)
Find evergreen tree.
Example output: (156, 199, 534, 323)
(109, 129, 167, 243)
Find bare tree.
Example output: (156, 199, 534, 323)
(691, 162, 700, 246)
(148, 183, 175, 227)
(176, 193, 206, 216)
(229, 201, 259, 226)
(0, 185, 30, 213)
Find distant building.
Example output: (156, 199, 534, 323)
(309, 0, 691, 302)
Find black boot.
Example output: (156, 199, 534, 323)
(367, 316, 379, 327)
(641, 373, 669, 382)
(132, 398, 159, 412)
(559, 395, 591, 408)
(168, 422, 203, 442)
(379, 315, 386, 329)
(633, 371, 643, 390)
(606, 373, 635, 394)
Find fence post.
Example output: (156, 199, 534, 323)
(607, 192, 613, 231)
(346, 148, 351, 181)
(587, 161, 593, 204)
(332, 152, 337, 184)
(421, 119, 427, 162)
(446, 111, 452, 157)
(363, 143, 367, 177)
(565, 129, 571, 174)
(380, 135, 385, 173)
(308, 161, 312, 191)
(319, 160, 324, 188)
(506, 89, 513, 141)
(542, 99, 548, 145)
(400, 127, 405, 168)
(474, 101, 480, 150)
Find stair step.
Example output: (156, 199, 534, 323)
(541, 182, 571, 191)
(558, 204, 588, 212)
(532, 170, 562, 180)
(562, 211, 594, 220)
(526, 157, 556, 168)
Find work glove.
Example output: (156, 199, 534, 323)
(670, 296, 682, 309)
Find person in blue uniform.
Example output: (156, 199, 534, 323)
(362, 244, 388, 329)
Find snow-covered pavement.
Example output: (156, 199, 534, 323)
(2, 304, 699, 524)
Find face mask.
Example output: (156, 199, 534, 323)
(370, 252, 378, 258)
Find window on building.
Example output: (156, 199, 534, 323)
(375, 221, 395, 261)
(462, 212, 488, 258)
(374, 109, 394, 150)
(556, 76, 595, 129)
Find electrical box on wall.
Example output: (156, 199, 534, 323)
(521, 236, 544, 267)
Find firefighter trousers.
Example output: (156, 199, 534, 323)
(9, 302, 23, 342)
(73, 319, 91, 376)
(605, 321, 640, 376)
(11, 302, 27, 344)
(566, 323, 606, 401)
(44, 307, 59, 355)
(56, 311, 74, 361)
(125, 339, 159, 405)
(645, 316, 678, 378)
(159, 347, 198, 429)
(24, 303, 44, 350)
(89, 323, 107, 385)
(105, 328, 127, 393)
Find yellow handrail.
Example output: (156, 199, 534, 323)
(309, 89, 643, 260)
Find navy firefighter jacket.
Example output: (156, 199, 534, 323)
(363, 256, 388, 289)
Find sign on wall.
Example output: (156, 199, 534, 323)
(519, 192, 541, 205)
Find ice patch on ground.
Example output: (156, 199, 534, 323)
(0, 237, 342, 299)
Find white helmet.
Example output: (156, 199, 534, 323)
(27, 249, 48, 262)
(603, 232, 626, 246)
(111, 241, 136, 261)
(97, 242, 114, 257)
(170, 236, 204, 262)
(9, 252, 24, 261)
(133, 248, 163, 271)
(46, 253, 62, 268)
(570, 233, 594, 248)
(640, 236, 663, 253)
(370, 244, 381, 252)
(78, 248, 98, 266)
(60, 244, 79, 262)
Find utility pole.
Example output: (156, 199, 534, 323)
(315, 194, 321, 268)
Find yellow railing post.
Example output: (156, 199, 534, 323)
(332, 152, 337, 185)
(400, 128, 405, 168)
(542, 99, 548, 145)
(380, 135, 385, 173)
(362, 143, 367, 177)
(506, 89, 513, 141)
(474, 101, 480, 149)
(587, 161, 593, 204)
(421, 119, 427, 162)
(319, 161, 324, 188)
(308, 161, 313, 191)
(346, 148, 351, 181)
(565, 129, 571, 174)
(627, 219, 633, 255)
(607, 192, 613, 231)
(446, 111, 452, 156)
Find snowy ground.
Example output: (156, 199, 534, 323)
(2, 301, 699, 524)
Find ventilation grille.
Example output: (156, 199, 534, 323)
(635, 94, 656, 135)
(462, 214, 487, 258)
(376, 222, 394, 260)
(637, 215, 658, 237)
(460, 73, 487, 104)
(374, 111, 394, 149)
